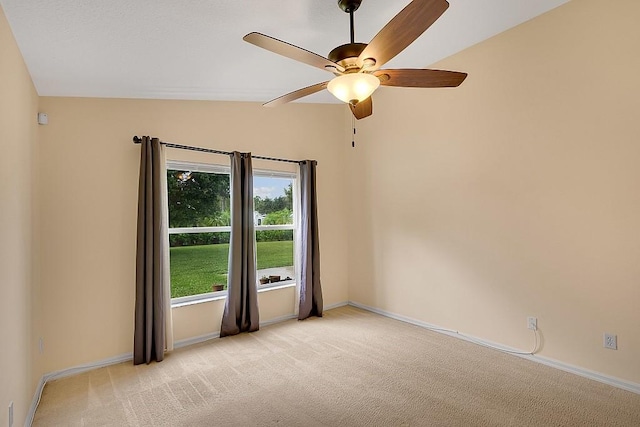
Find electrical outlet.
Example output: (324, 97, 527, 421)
(527, 316, 537, 331)
(9, 401, 13, 427)
(604, 333, 617, 350)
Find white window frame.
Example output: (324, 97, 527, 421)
(253, 168, 297, 291)
(167, 161, 231, 306)
(167, 160, 297, 306)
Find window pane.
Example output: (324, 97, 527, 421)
(256, 230, 294, 286)
(167, 170, 230, 228)
(253, 176, 294, 226)
(169, 232, 230, 298)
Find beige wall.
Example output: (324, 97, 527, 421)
(348, 0, 640, 383)
(172, 287, 297, 342)
(35, 96, 350, 373)
(0, 4, 39, 426)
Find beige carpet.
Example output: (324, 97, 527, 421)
(34, 306, 640, 426)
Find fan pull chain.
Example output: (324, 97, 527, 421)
(352, 115, 356, 148)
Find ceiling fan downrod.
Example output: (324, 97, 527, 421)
(329, 0, 367, 69)
(338, 0, 362, 44)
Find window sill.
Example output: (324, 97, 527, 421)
(171, 282, 296, 309)
(257, 280, 295, 292)
(171, 293, 226, 308)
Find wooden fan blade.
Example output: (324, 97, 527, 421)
(263, 81, 329, 107)
(244, 32, 345, 73)
(375, 69, 467, 88)
(358, 0, 449, 70)
(350, 97, 373, 120)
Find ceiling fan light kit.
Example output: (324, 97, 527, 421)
(327, 73, 380, 105)
(243, 0, 467, 119)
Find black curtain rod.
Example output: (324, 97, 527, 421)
(132, 136, 310, 165)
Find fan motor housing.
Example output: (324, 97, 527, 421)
(328, 43, 367, 70)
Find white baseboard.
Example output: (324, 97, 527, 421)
(25, 376, 46, 427)
(348, 301, 640, 395)
(517, 353, 640, 395)
(25, 352, 133, 426)
(47, 353, 134, 382)
(261, 313, 297, 327)
(325, 300, 349, 311)
(174, 332, 221, 349)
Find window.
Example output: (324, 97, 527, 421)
(167, 161, 296, 304)
(254, 171, 296, 289)
(167, 162, 231, 304)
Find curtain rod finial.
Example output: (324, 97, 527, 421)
(133, 136, 142, 144)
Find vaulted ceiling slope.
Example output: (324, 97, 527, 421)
(1, 0, 568, 103)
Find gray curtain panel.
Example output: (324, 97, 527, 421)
(298, 160, 323, 320)
(220, 152, 260, 337)
(134, 136, 166, 365)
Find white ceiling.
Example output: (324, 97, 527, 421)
(1, 0, 568, 104)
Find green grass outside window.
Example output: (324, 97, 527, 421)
(170, 240, 293, 298)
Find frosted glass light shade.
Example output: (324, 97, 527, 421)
(327, 73, 380, 104)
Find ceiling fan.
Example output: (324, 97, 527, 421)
(243, 0, 467, 120)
